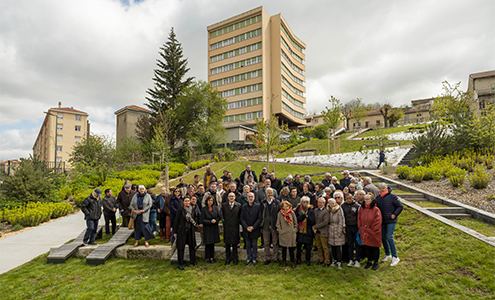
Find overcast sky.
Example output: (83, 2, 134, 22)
(1, 0, 494, 160)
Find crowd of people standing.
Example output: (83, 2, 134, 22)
(81, 164, 403, 271)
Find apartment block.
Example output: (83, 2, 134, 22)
(33, 102, 89, 166)
(207, 6, 307, 131)
(468, 70, 495, 112)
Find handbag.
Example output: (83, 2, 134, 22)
(356, 231, 362, 246)
(128, 209, 135, 229)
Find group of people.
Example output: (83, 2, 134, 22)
(80, 165, 403, 272)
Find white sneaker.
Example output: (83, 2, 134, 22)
(337, 262, 342, 269)
(382, 255, 392, 262)
(390, 257, 400, 266)
(354, 261, 361, 268)
(347, 260, 354, 267)
(330, 260, 337, 266)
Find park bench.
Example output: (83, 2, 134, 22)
(47, 226, 103, 264)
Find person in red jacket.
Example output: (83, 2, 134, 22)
(357, 193, 382, 271)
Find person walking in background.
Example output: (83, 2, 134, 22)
(201, 195, 221, 264)
(130, 185, 155, 247)
(277, 201, 298, 269)
(81, 189, 103, 245)
(358, 193, 382, 271)
(174, 196, 199, 270)
(376, 182, 403, 267)
(101, 189, 117, 236)
(377, 150, 386, 169)
(294, 196, 315, 266)
(241, 192, 262, 266)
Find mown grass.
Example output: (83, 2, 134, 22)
(413, 201, 451, 208)
(358, 125, 424, 138)
(278, 138, 413, 158)
(456, 218, 495, 237)
(1, 207, 494, 299)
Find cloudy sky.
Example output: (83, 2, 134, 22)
(1, 0, 494, 160)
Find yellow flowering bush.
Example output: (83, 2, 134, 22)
(2, 202, 73, 227)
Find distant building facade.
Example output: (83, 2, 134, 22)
(33, 102, 89, 166)
(468, 70, 495, 113)
(114, 105, 151, 147)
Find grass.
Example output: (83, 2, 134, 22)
(358, 125, 423, 138)
(278, 138, 413, 158)
(455, 218, 495, 237)
(1, 207, 494, 299)
(414, 201, 451, 208)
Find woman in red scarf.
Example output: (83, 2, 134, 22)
(357, 193, 382, 271)
(276, 201, 298, 268)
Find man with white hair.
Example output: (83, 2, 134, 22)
(240, 164, 257, 185)
(340, 170, 351, 189)
(282, 174, 294, 190)
(322, 173, 332, 188)
(354, 190, 366, 205)
(363, 177, 379, 198)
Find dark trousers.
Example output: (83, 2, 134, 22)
(281, 246, 295, 262)
(363, 245, 380, 263)
(104, 213, 116, 235)
(83, 219, 99, 243)
(121, 215, 130, 227)
(205, 244, 215, 260)
(346, 225, 361, 261)
(245, 237, 258, 262)
(296, 242, 312, 263)
(225, 243, 238, 261)
(178, 229, 196, 266)
(331, 245, 342, 263)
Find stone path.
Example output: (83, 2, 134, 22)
(0, 212, 102, 274)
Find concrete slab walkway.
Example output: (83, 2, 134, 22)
(0, 212, 98, 274)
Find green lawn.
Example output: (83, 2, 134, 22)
(358, 125, 424, 138)
(1, 207, 494, 299)
(455, 218, 495, 237)
(413, 201, 451, 208)
(279, 138, 413, 158)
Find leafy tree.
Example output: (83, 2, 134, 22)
(115, 137, 144, 166)
(379, 104, 392, 128)
(351, 98, 368, 136)
(145, 27, 194, 149)
(0, 155, 64, 203)
(388, 107, 405, 126)
(313, 124, 328, 139)
(301, 127, 314, 140)
(253, 113, 288, 171)
(412, 122, 450, 159)
(451, 104, 495, 153)
(431, 81, 476, 125)
(152, 111, 173, 190)
(322, 96, 345, 153)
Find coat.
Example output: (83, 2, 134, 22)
(101, 195, 117, 215)
(288, 196, 301, 209)
(295, 205, 315, 244)
(363, 183, 379, 198)
(222, 201, 242, 245)
(375, 187, 403, 224)
(202, 191, 222, 207)
(276, 210, 298, 247)
(222, 190, 241, 206)
(240, 169, 258, 184)
(341, 200, 360, 227)
(81, 194, 102, 220)
(271, 178, 282, 193)
(157, 194, 170, 215)
(357, 202, 382, 247)
(240, 203, 262, 239)
(201, 206, 221, 245)
(340, 177, 351, 189)
(261, 199, 281, 230)
(203, 171, 216, 188)
(327, 205, 345, 246)
(174, 206, 199, 250)
(169, 196, 182, 229)
(313, 207, 330, 238)
(116, 189, 135, 217)
(130, 192, 152, 223)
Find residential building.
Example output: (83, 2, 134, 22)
(468, 70, 495, 113)
(207, 6, 307, 134)
(411, 97, 434, 110)
(114, 105, 151, 147)
(33, 102, 89, 166)
(300, 114, 346, 132)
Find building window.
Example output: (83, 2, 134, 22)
(57, 113, 63, 119)
(57, 124, 63, 131)
(315, 119, 318, 123)
(75, 136, 81, 143)
(376, 120, 381, 126)
(75, 115, 81, 121)
(57, 135, 63, 142)
(56, 146, 62, 152)
(75, 126, 81, 132)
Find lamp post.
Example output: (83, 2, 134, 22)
(43, 111, 57, 169)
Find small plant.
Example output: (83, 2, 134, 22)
(214, 155, 219, 162)
(468, 165, 491, 189)
(449, 175, 465, 188)
(488, 194, 495, 201)
(381, 164, 395, 175)
(411, 168, 426, 183)
(395, 166, 412, 179)
(12, 224, 24, 231)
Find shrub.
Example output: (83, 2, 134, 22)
(395, 166, 412, 179)
(214, 155, 219, 162)
(12, 224, 24, 231)
(188, 159, 210, 170)
(4, 202, 73, 227)
(411, 167, 426, 183)
(381, 164, 395, 175)
(468, 165, 492, 189)
(449, 175, 465, 188)
(74, 189, 94, 207)
(485, 157, 494, 169)
(445, 167, 467, 179)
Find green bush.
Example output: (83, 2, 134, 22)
(395, 166, 412, 179)
(449, 175, 465, 188)
(468, 165, 492, 189)
(101, 178, 125, 196)
(188, 159, 210, 170)
(411, 167, 426, 183)
(74, 189, 94, 207)
(3, 202, 73, 227)
(445, 167, 467, 179)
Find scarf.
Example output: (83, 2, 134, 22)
(280, 209, 293, 225)
(208, 206, 212, 212)
(365, 203, 371, 208)
(380, 189, 389, 198)
(331, 204, 340, 213)
(297, 205, 308, 234)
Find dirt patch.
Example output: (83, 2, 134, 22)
(455, 267, 481, 282)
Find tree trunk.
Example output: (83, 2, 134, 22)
(165, 164, 169, 191)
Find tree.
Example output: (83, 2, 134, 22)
(181, 81, 228, 154)
(450, 104, 495, 153)
(145, 27, 194, 149)
(431, 80, 476, 125)
(253, 113, 288, 171)
(341, 98, 363, 129)
(379, 104, 392, 128)
(322, 96, 345, 153)
(351, 98, 368, 136)
(115, 137, 145, 166)
(152, 111, 173, 190)
(387, 107, 405, 127)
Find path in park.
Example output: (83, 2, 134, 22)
(0, 212, 100, 274)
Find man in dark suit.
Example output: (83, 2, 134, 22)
(240, 192, 262, 266)
(222, 192, 242, 265)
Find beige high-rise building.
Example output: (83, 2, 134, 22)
(33, 102, 89, 167)
(207, 6, 306, 132)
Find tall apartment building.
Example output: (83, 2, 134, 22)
(33, 102, 89, 166)
(207, 6, 307, 132)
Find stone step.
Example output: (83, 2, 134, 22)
(426, 207, 466, 214)
(439, 213, 472, 219)
(398, 194, 426, 201)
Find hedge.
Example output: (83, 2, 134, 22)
(1, 202, 73, 227)
(188, 159, 211, 170)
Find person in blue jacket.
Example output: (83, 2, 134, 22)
(377, 150, 385, 169)
(375, 182, 403, 267)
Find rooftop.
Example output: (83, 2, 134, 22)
(469, 70, 495, 79)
